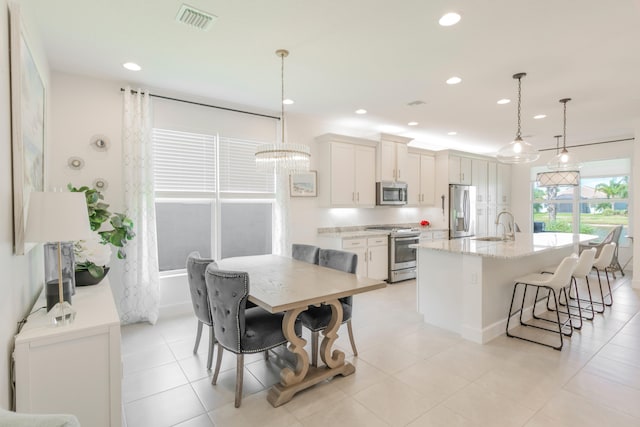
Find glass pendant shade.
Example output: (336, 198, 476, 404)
(496, 136, 540, 164)
(255, 49, 310, 173)
(547, 98, 580, 171)
(497, 72, 540, 164)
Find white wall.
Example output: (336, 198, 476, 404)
(0, 1, 49, 409)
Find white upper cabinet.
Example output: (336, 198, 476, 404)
(317, 134, 378, 208)
(407, 150, 436, 206)
(497, 163, 512, 205)
(471, 159, 488, 203)
(487, 161, 497, 204)
(378, 134, 412, 182)
(449, 155, 472, 185)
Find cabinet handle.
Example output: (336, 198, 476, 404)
(352, 192, 355, 201)
(357, 192, 360, 201)
(369, 251, 372, 261)
(398, 169, 401, 179)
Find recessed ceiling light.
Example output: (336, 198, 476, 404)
(533, 114, 546, 119)
(439, 12, 461, 27)
(123, 62, 141, 71)
(408, 121, 419, 126)
(447, 131, 457, 136)
(497, 98, 511, 105)
(283, 99, 294, 105)
(355, 109, 367, 115)
(446, 76, 462, 85)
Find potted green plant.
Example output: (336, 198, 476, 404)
(68, 184, 136, 285)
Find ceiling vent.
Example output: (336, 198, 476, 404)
(176, 4, 217, 31)
(407, 100, 426, 106)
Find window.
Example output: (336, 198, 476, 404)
(152, 128, 275, 272)
(531, 159, 630, 245)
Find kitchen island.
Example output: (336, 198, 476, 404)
(412, 233, 596, 344)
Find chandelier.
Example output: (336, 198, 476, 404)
(255, 49, 310, 173)
(497, 73, 540, 164)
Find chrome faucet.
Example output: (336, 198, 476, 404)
(495, 211, 516, 241)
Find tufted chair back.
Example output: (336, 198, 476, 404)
(205, 267, 250, 353)
(319, 249, 358, 307)
(186, 252, 217, 327)
(292, 244, 320, 264)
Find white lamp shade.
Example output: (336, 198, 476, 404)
(25, 192, 92, 243)
(536, 171, 580, 187)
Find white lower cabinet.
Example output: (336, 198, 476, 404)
(13, 279, 122, 427)
(321, 235, 388, 280)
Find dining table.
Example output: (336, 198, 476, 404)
(216, 254, 386, 407)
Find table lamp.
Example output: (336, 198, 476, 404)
(25, 191, 91, 326)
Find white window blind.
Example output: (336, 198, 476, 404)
(219, 137, 275, 193)
(153, 128, 216, 192)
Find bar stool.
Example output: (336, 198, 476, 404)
(542, 247, 597, 322)
(506, 256, 578, 350)
(592, 242, 616, 309)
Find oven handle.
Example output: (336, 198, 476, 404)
(394, 236, 420, 242)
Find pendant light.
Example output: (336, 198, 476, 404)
(497, 73, 540, 164)
(547, 98, 580, 171)
(537, 98, 580, 187)
(255, 49, 310, 173)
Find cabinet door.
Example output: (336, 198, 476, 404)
(395, 143, 409, 182)
(367, 244, 388, 280)
(448, 155, 461, 184)
(330, 142, 356, 206)
(406, 153, 421, 205)
(497, 163, 512, 205)
(487, 204, 498, 235)
(351, 246, 368, 278)
(460, 156, 472, 185)
(355, 145, 376, 206)
(420, 155, 436, 205)
(379, 140, 395, 182)
(476, 203, 488, 236)
(472, 159, 488, 203)
(487, 162, 497, 204)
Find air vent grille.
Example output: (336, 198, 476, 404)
(176, 4, 217, 31)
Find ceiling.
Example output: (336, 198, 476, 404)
(21, 0, 640, 154)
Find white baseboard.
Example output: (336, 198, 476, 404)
(159, 302, 192, 319)
(461, 306, 535, 344)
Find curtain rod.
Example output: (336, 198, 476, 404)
(119, 88, 280, 121)
(538, 137, 635, 152)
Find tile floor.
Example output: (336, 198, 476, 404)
(121, 273, 640, 427)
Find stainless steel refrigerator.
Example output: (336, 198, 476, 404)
(449, 184, 476, 239)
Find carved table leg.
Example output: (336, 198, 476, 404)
(278, 306, 309, 386)
(319, 299, 345, 368)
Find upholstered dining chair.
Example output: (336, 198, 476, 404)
(506, 255, 578, 350)
(298, 248, 358, 367)
(186, 251, 217, 370)
(580, 225, 624, 277)
(205, 266, 302, 408)
(292, 243, 320, 264)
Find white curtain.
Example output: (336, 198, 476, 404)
(273, 173, 291, 256)
(120, 87, 160, 324)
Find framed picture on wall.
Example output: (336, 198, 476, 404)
(9, 4, 45, 255)
(289, 171, 317, 197)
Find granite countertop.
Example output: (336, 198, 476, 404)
(411, 232, 598, 260)
(317, 224, 448, 239)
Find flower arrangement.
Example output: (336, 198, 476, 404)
(68, 184, 135, 278)
(420, 220, 430, 228)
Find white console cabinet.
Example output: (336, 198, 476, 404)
(13, 279, 122, 427)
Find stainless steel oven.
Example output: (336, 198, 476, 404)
(367, 226, 420, 283)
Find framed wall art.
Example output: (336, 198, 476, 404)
(10, 4, 45, 255)
(289, 171, 317, 197)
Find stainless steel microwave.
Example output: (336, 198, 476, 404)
(376, 181, 408, 205)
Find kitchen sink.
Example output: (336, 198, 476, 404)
(473, 236, 506, 242)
